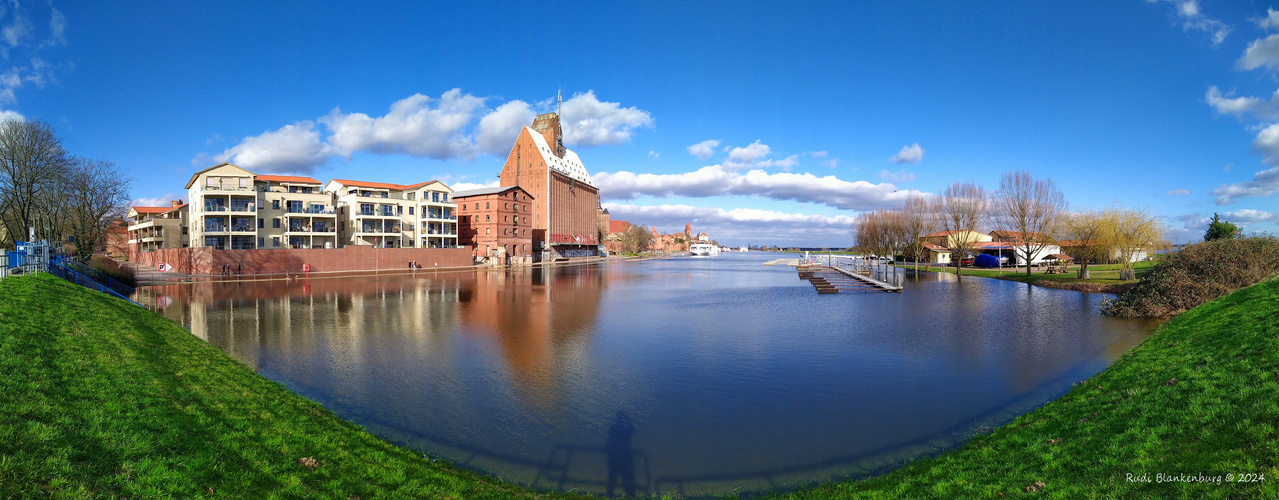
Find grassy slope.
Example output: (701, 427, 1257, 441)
(0, 274, 583, 499)
(772, 277, 1279, 499)
(4, 272, 1277, 498)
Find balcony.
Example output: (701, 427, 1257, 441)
(287, 226, 336, 234)
(204, 225, 227, 233)
(204, 184, 254, 192)
(230, 223, 254, 233)
(229, 204, 255, 213)
(287, 206, 335, 215)
(379, 207, 396, 217)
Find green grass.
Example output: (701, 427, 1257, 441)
(4, 272, 1277, 498)
(767, 276, 1279, 499)
(908, 260, 1158, 289)
(0, 273, 584, 499)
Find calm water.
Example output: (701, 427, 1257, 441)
(133, 252, 1156, 496)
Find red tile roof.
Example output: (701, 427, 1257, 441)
(609, 220, 630, 234)
(332, 179, 442, 191)
(131, 204, 187, 214)
(256, 175, 321, 184)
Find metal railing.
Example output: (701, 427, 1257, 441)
(58, 258, 135, 297)
(47, 259, 142, 307)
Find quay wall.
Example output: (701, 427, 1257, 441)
(130, 246, 472, 275)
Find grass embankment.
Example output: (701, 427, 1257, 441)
(772, 276, 1279, 499)
(0, 273, 583, 499)
(5, 271, 1278, 498)
(911, 261, 1157, 293)
(1106, 236, 1279, 318)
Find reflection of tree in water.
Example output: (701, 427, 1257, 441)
(606, 411, 636, 497)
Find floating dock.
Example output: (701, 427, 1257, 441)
(796, 264, 902, 293)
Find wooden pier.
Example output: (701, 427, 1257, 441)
(796, 264, 902, 294)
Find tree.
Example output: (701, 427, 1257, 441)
(0, 119, 72, 248)
(994, 170, 1068, 276)
(621, 225, 653, 253)
(1060, 209, 1110, 279)
(935, 182, 988, 278)
(1105, 204, 1165, 280)
(1204, 213, 1239, 241)
(65, 158, 132, 261)
(900, 193, 937, 271)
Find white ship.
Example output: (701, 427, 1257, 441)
(689, 243, 720, 256)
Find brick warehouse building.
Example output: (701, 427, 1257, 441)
(454, 185, 533, 265)
(499, 112, 601, 260)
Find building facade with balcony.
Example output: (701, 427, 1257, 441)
(256, 175, 337, 249)
(407, 180, 459, 249)
(126, 201, 189, 253)
(185, 163, 259, 250)
(454, 185, 532, 263)
(323, 179, 458, 249)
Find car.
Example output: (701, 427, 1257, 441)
(958, 257, 975, 267)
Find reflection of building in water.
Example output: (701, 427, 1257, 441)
(456, 265, 606, 405)
(135, 276, 463, 373)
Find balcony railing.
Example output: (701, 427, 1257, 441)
(205, 225, 226, 232)
(229, 204, 255, 213)
(379, 208, 396, 216)
(287, 207, 335, 214)
(230, 224, 253, 232)
(204, 184, 253, 192)
(204, 205, 227, 212)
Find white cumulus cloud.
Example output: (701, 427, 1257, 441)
(1149, 0, 1231, 45)
(131, 193, 181, 208)
(322, 89, 485, 160)
(476, 99, 536, 156)
(593, 164, 922, 211)
(728, 140, 771, 163)
(1205, 86, 1279, 119)
(1168, 188, 1191, 196)
(1257, 8, 1279, 31)
(603, 203, 860, 247)
(212, 121, 335, 174)
(648, 150, 659, 160)
(1211, 165, 1279, 205)
(687, 139, 720, 160)
(889, 143, 924, 164)
(1220, 208, 1279, 223)
(1237, 34, 1279, 71)
(559, 90, 654, 147)
(450, 180, 502, 192)
(879, 169, 915, 183)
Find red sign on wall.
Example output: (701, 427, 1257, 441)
(157, 262, 172, 273)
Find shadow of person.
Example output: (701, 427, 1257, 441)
(606, 411, 637, 497)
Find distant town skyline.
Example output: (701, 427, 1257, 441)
(7, 2, 1279, 247)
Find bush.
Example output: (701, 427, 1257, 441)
(88, 255, 138, 288)
(1103, 236, 1279, 318)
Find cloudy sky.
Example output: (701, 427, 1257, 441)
(9, 1, 1279, 246)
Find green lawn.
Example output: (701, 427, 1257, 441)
(3, 272, 1276, 498)
(0, 273, 583, 499)
(906, 260, 1158, 289)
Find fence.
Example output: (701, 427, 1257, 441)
(57, 258, 136, 297)
(47, 258, 142, 307)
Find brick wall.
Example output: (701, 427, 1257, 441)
(133, 246, 472, 275)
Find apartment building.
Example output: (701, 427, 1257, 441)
(185, 163, 258, 250)
(255, 175, 337, 249)
(126, 201, 189, 252)
(322, 179, 458, 248)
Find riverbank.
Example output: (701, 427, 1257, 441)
(906, 260, 1158, 294)
(0, 273, 586, 499)
(4, 271, 1275, 498)
(773, 276, 1279, 498)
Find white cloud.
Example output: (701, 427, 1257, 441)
(593, 164, 921, 211)
(322, 89, 485, 160)
(476, 99, 535, 156)
(2, 11, 31, 47)
(1237, 34, 1279, 71)
(1256, 8, 1279, 31)
(559, 90, 654, 147)
(0, 109, 24, 122)
(45, 5, 66, 47)
(648, 150, 659, 160)
(1205, 86, 1279, 119)
(1220, 208, 1279, 223)
(131, 193, 180, 207)
(450, 180, 501, 192)
(212, 121, 335, 174)
(758, 154, 799, 171)
(879, 169, 915, 183)
(1211, 165, 1279, 205)
(728, 140, 771, 163)
(687, 139, 720, 159)
(1149, 0, 1230, 45)
(603, 202, 859, 246)
(1168, 188, 1191, 195)
(889, 143, 924, 164)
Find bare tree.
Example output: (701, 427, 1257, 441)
(65, 158, 133, 260)
(852, 210, 889, 258)
(900, 193, 937, 271)
(0, 119, 71, 248)
(935, 182, 988, 278)
(994, 170, 1068, 275)
(621, 225, 654, 253)
(1060, 209, 1110, 279)
(1105, 204, 1165, 280)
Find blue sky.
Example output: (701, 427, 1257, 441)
(8, 1, 1279, 246)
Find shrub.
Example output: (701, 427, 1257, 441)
(88, 255, 138, 288)
(1103, 236, 1279, 318)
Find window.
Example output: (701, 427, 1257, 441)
(486, 202, 490, 209)
(302, 187, 313, 194)
(381, 192, 388, 198)
(258, 218, 264, 228)
(397, 206, 403, 215)
(441, 193, 449, 202)
(340, 222, 345, 231)
(272, 237, 280, 247)
(513, 203, 519, 211)
(432, 192, 439, 202)
(258, 237, 264, 247)
(289, 186, 298, 193)
(486, 228, 490, 235)
(273, 219, 280, 228)
(409, 207, 414, 215)
(206, 177, 217, 188)
(257, 199, 264, 209)
(505, 203, 509, 210)
(239, 178, 248, 189)
(523, 217, 527, 224)
(486, 215, 490, 222)
(272, 200, 280, 210)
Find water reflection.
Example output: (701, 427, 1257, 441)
(133, 254, 1157, 496)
